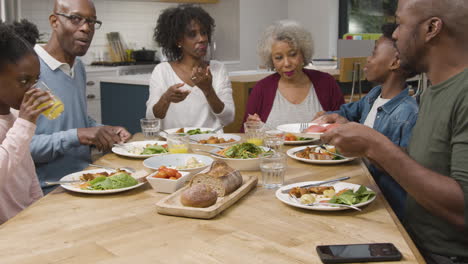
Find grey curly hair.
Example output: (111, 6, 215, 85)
(257, 20, 314, 70)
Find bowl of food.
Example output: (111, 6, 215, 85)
(189, 133, 241, 151)
(146, 166, 191, 193)
(143, 154, 213, 174)
(209, 142, 272, 171)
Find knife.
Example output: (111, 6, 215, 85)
(281, 176, 351, 193)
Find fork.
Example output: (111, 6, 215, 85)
(300, 123, 309, 133)
(212, 125, 224, 133)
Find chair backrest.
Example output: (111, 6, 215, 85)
(339, 57, 367, 83)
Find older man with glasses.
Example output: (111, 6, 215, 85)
(31, 0, 131, 194)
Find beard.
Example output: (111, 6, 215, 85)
(394, 28, 426, 75)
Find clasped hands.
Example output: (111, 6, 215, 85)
(77, 126, 131, 152)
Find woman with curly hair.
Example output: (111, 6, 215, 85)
(0, 20, 52, 223)
(146, 4, 234, 130)
(243, 20, 344, 130)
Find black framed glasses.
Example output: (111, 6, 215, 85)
(54, 13, 102, 29)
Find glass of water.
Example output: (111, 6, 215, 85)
(264, 130, 285, 152)
(260, 152, 287, 189)
(140, 118, 160, 138)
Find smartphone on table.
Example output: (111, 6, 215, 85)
(316, 243, 402, 263)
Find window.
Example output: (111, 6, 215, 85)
(339, 0, 397, 37)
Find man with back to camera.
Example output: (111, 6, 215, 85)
(321, 0, 468, 263)
(31, 0, 131, 194)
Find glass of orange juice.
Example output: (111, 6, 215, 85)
(167, 133, 190, 153)
(33, 81, 64, 120)
(244, 121, 265, 146)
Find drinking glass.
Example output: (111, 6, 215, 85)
(167, 133, 190, 153)
(264, 130, 285, 152)
(140, 118, 160, 138)
(33, 81, 64, 120)
(244, 121, 265, 146)
(260, 152, 287, 189)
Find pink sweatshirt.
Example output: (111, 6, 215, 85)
(0, 112, 43, 224)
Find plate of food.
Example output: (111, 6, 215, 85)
(209, 142, 273, 170)
(276, 181, 376, 211)
(59, 169, 145, 194)
(287, 145, 355, 164)
(284, 133, 318, 145)
(143, 154, 214, 174)
(277, 123, 340, 138)
(159, 127, 217, 138)
(189, 133, 241, 151)
(112, 140, 169, 158)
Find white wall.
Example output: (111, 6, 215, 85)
(238, 0, 287, 70)
(20, 0, 339, 70)
(20, 0, 238, 64)
(288, 0, 339, 59)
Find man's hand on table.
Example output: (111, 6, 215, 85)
(77, 126, 132, 151)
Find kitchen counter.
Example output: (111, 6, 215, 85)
(100, 73, 152, 86)
(0, 134, 424, 263)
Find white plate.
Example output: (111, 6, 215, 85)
(277, 123, 330, 138)
(143, 154, 213, 174)
(286, 146, 356, 164)
(159, 127, 218, 139)
(276, 181, 376, 211)
(59, 169, 145, 194)
(112, 141, 168, 158)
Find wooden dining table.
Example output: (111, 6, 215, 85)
(0, 134, 424, 264)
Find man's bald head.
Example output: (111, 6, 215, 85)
(405, 0, 468, 39)
(53, 0, 96, 16)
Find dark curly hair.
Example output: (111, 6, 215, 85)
(154, 4, 215, 61)
(0, 19, 38, 71)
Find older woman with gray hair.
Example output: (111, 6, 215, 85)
(243, 20, 344, 130)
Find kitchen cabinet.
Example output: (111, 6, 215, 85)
(101, 82, 149, 134)
(86, 70, 119, 123)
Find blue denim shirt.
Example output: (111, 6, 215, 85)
(331, 85, 419, 220)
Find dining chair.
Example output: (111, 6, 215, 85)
(339, 57, 367, 103)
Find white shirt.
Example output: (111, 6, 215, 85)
(146, 61, 235, 130)
(363, 94, 391, 128)
(265, 84, 323, 129)
(34, 45, 76, 78)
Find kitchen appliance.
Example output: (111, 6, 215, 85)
(132, 48, 157, 62)
(1, 0, 20, 22)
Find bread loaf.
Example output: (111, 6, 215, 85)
(190, 160, 243, 197)
(180, 184, 218, 208)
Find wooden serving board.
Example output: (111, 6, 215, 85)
(156, 175, 258, 219)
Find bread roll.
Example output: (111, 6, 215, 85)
(180, 184, 218, 208)
(190, 161, 243, 197)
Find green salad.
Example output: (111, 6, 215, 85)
(329, 185, 375, 205)
(85, 172, 138, 190)
(219, 143, 270, 159)
(141, 144, 168, 155)
(186, 128, 212, 135)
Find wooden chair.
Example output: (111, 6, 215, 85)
(339, 57, 367, 102)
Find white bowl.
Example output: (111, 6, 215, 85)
(143, 154, 213, 174)
(146, 170, 191, 193)
(209, 146, 271, 171)
(189, 133, 241, 151)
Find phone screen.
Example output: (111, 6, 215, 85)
(316, 243, 402, 263)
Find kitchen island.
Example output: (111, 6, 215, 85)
(0, 134, 423, 264)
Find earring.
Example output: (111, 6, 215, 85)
(178, 45, 182, 48)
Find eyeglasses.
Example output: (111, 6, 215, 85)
(54, 13, 102, 29)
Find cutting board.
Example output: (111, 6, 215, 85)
(156, 175, 258, 219)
